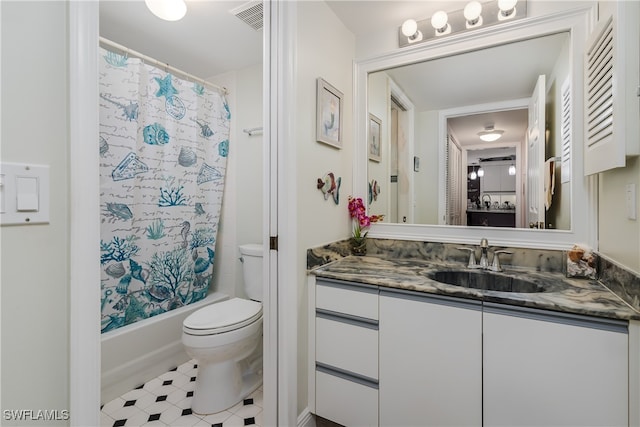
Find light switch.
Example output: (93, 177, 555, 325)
(626, 183, 637, 220)
(0, 162, 49, 225)
(16, 176, 39, 211)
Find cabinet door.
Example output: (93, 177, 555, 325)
(483, 304, 628, 427)
(379, 290, 482, 426)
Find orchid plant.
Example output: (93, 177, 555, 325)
(347, 196, 384, 245)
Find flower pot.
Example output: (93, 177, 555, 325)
(350, 238, 367, 256)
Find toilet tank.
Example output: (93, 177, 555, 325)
(239, 243, 263, 302)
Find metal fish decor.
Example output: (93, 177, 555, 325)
(317, 172, 341, 205)
(369, 179, 380, 204)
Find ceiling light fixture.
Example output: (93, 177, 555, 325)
(508, 164, 516, 175)
(145, 0, 187, 21)
(398, 0, 527, 48)
(477, 166, 485, 177)
(401, 19, 423, 43)
(478, 125, 504, 142)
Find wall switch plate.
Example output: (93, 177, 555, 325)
(626, 183, 637, 220)
(0, 162, 50, 226)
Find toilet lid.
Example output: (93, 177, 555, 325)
(183, 298, 262, 335)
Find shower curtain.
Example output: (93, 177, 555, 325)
(99, 48, 231, 333)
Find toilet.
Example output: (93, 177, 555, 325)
(182, 243, 264, 415)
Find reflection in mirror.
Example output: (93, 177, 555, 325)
(367, 31, 571, 230)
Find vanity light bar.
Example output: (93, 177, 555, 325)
(398, 0, 527, 48)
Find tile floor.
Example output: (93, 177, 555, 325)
(101, 360, 263, 427)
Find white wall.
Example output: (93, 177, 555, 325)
(1, 1, 70, 421)
(295, 1, 356, 416)
(209, 63, 263, 300)
(414, 111, 440, 224)
(367, 72, 390, 218)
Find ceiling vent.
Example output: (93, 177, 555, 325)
(230, 1, 263, 31)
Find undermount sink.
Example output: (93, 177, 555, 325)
(427, 270, 547, 293)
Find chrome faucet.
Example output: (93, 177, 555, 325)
(458, 238, 512, 271)
(479, 238, 489, 269)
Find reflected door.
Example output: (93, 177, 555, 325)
(526, 75, 546, 228)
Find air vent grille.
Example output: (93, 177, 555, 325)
(585, 16, 614, 150)
(231, 1, 263, 31)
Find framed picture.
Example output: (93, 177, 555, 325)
(316, 78, 343, 148)
(368, 113, 382, 162)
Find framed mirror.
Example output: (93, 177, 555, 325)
(354, 7, 597, 249)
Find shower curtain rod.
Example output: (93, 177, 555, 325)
(99, 37, 228, 95)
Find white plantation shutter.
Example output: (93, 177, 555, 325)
(584, 2, 640, 175)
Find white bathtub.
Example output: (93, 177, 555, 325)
(101, 292, 228, 404)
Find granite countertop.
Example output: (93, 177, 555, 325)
(311, 255, 640, 321)
(467, 208, 516, 214)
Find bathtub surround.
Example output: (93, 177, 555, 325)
(99, 47, 231, 332)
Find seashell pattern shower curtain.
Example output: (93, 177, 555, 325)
(99, 48, 230, 333)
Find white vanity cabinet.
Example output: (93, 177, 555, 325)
(379, 289, 482, 427)
(483, 303, 629, 427)
(314, 278, 379, 427)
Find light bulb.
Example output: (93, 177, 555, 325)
(508, 165, 516, 175)
(470, 170, 478, 180)
(402, 19, 417, 37)
(464, 1, 483, 27)
(145, 0, 187, 21)
(477, 167, 485, 177)
(431, 11, 450, 35)
(498, 0, 518, 19)
(401, 19, 423, 42)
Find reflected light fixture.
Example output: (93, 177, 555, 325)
(401, 19, 423, 43)
(508, 164, 516, 175)
(431, 11, 451, 36)
(145, 0, 187, 21)
(470, 168, 478, 180)
(478, 125, 504, 142)
(477, 166, 485, 177)
(464, 1, 483, 28)
(498, 0, 518, 20)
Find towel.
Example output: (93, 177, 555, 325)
(544, 158, 556, 210)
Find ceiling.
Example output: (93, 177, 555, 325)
(100, 1, 568, 150)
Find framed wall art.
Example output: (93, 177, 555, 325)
(316, 78, 343, 148)
(368, 113, 382, 162)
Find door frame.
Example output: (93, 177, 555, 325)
(68, 2, 288, 425)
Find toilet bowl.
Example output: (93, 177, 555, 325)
(182, 243, 264, 415)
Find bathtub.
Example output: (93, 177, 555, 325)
(101, 292, 228, 404)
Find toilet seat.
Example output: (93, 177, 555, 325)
(183, 298, 262, 336)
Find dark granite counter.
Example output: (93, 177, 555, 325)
(466, 208, 516, 214)
(311, 254, 640, 321)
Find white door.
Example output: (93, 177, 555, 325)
(526, 74, 546, 228)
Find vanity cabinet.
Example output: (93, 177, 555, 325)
(314, 278, 379, 427)
(379, 289, 482, 426)
(483, 303, 628, 427)
(311, 278, 630, 427)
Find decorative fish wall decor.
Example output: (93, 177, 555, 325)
(317, 172, 341, 205)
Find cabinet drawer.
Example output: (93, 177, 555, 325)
(316, 315, 378, 379)
(316, 370, 378, 427)
(316, 278, 378, 320)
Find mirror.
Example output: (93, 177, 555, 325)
(354, 8, 595, 248)
(367, 32, 571, 230)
